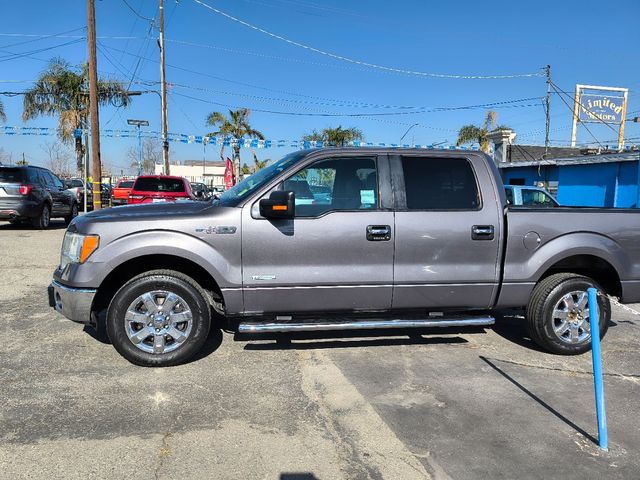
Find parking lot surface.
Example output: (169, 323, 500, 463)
(1, 220, 639, 479)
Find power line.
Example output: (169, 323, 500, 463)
(172, 91, 540, 118)
(191, 0, 544, 80)
(0, 27, 85, 50)
(0, 38, 84, 63)
(98, 43, 545, 113)
(121, 0, 155, 23)
(166, 81, 542, 111)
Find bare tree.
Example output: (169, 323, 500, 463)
(0, 147, 12, 165)
(41, 141, 73, 177)
(128, 137, 162, 175)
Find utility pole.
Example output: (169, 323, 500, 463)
(87, 0, 102, 209)
(159, 0, 170, 174)
(544, 65, 551, 156)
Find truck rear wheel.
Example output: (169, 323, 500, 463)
(107, 270, 211, 366)
(526, 273, 609, 355)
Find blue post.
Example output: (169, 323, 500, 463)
(137, 125, 143, 176)
(588, 287, 608, 450)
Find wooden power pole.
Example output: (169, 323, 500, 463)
(87, 0, 102, 209)
(544, 65, 551, 156)
(159, 0, 170, 174)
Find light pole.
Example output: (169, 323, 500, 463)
(127, 119, 149, 176)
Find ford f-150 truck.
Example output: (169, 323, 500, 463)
(48, 148, 640, 366)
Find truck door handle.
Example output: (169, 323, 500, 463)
(472, 225, 494, 240)
(367, 225, 391, 241)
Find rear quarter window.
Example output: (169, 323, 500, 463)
(133, 177, 186, 192)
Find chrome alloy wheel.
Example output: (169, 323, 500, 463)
(552, 290, 592, 344)
(124, 290, 193, 354)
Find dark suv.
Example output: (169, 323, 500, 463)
(0, 165, 78, 228)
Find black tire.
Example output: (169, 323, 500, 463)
(64, 202, 79, 225)
(526, 273, 609, 355)
(31, 203, 51, 229)
(107, 270, 212, 367)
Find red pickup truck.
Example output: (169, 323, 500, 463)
(112, 179, 135, 206)
(128, 175, 195, 204)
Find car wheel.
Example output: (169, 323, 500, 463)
(526, 273, 609, 355)
(107, 270, 212, 367)
(64, 202, 79, 225)
(31, 203, 51, 229)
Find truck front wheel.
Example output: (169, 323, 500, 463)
(107, 270, 211, 366)
(526, 273, 609, 355)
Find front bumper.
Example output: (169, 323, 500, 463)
(48, 280, 97, 324)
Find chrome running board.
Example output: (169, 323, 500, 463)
(237, 316, 495, 334)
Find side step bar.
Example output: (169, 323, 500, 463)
(237, 316, 495, 334)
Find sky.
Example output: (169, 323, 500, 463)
(0, 0, 639, 174)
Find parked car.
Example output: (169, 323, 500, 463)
(190, 182, 212, 201)
(64, 179, 112, 210)
(49, 148, 640, 366)
(505, 185, 559, 207)
(63, 178, 85, 204)
(112, 179, 135, 205)
(127, 175, 195, 204)
(0, 165, 78, 228)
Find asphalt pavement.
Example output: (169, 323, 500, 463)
(1, 219, 639, 480)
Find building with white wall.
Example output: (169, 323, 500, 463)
(154, 160, 226, 187)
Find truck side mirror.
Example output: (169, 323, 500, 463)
(260, 190, 295, 219)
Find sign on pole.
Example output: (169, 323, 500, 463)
(570, 84, 629, 150)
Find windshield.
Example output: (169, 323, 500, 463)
(217, 151, 307, 206)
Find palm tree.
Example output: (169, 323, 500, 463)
(456, 110, 510, 153)
(23, 58, 131, 175)
(206, 108, 264, 181)
(302, 125, 364, 146)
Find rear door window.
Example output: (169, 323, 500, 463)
(134, 177, 186, 192)
(400, 157, 480, 210)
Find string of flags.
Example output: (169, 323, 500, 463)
(0, 125, 480, 150)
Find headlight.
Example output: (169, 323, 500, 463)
(60, 232, 100, 269)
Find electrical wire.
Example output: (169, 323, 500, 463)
(164, 81, 543, 111)
(0, 27, 85, 50)
(121, 0, 155, 23)
(192, 0, 544, 80)
(0, 38, 84, 63)
(98, 43, 544, 113)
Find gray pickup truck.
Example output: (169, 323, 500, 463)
(48, 148, 640, 366)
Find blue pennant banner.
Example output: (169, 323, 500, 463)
(2, 126, 481, 151)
